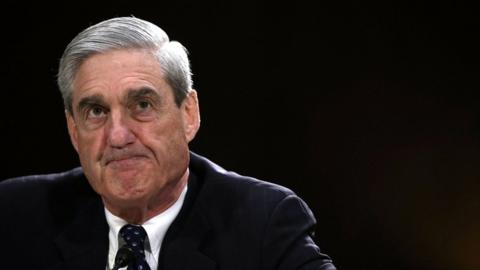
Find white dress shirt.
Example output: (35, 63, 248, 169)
(105, 185, 188, 270)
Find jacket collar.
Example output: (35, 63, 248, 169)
(51, 194, 109, 270)
(158, 166, 216, 270)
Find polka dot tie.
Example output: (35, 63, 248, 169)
(119, 224, 151, 270)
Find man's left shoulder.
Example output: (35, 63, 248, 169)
(190, 152, 296, 199)
(189, 152, 308, 221)
(188, 153, 336, 270)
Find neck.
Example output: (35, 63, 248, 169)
(104, 169, 189, 224)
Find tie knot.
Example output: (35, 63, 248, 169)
(119, 224, 148, 256)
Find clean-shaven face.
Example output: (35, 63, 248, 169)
(66, 49, 199, 212)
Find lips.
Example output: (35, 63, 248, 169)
(102, 150, 149, 167)
(107, 155, 143, 164)
(109, 156, 146, 168)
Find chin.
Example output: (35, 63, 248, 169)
(104, 164, 152, 188)
(106, 189, 150, 208)
(100, 173, 148, 197)
(107, 166, 147, 181)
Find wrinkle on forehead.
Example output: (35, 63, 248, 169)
(71, 49, 166, 108)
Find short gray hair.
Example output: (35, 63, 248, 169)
(57, 16, 192, 112)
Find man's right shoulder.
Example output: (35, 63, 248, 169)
(0, 167, 100, 225)
(0, 167, 91, 204)
(0, 167, 84, 191)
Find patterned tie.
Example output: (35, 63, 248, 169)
(119, 224, 151, 270)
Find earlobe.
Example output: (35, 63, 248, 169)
(65, 110, 79, 152)
(182, 90, 201, 142)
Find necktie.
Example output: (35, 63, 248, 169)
(119, 224, 151, 270)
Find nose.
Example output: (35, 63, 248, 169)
(106, 112, 136, 148)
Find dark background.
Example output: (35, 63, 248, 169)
(1, 2, 478, 270)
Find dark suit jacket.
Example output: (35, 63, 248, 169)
(0, 152, 336, 270)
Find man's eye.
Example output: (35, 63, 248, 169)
(136, 100, 151, 111)
(87, 106, 106, 118)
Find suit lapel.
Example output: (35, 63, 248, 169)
(159, 169, 216, 270)
(161, 211, 216, 270)
(52, 196, 109, 270)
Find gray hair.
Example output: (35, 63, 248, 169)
(57, 16, 192, 112)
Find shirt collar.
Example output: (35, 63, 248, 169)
(105, 184, 188, 269)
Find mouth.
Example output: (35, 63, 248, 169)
(104, 155, 148, 169)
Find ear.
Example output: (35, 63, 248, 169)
(181, 90, 201, 142)
(65, 110, 79, 152)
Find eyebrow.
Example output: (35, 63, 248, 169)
(74, 87, 161, 115)
(124, 87, 162, 104)
(77, 94, 106, 113)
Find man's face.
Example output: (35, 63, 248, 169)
(66, 49, 200, 212)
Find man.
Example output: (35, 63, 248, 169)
(0, 17, 336, 270)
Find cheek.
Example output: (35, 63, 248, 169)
(140, 119, 189, 161)
(76, 131, 105, 165)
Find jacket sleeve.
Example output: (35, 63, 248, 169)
(261, 194, 336, 270)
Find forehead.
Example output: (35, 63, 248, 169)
(71, 49, 167, 101)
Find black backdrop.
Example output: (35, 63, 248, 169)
(1, 2, 478, 270)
